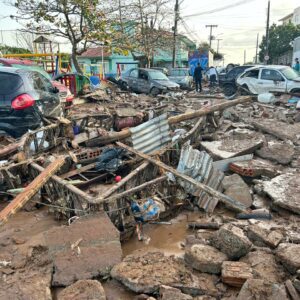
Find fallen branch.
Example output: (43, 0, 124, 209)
(116, 142, 247, 212)
(188, 222, 220, 230)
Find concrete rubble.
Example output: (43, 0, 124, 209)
(0, 86, 299, 299)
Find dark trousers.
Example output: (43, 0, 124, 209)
(195, 78, 202, 92)
(209, 74, 217, 87)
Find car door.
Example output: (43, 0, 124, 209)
(138, 70, 151, 93)
(258, 69, 286, 93)
(127, 69, 139, 92)
(29, 72, 62, 117)
(238, 69, 260, 94)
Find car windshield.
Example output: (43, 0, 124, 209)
(11, 64, 52, 80)
(170, 69, 189, 77)
(281, 67, 299, 80)
(148, 71, 168, 81)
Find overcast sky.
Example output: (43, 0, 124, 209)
(0, 0, 299, 65)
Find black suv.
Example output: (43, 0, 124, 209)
(0, 67, 62, 138)
(219, 65, 253, 96)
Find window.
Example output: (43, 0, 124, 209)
(261, 69, 284, 81)
(0, 73, 22, 93)
(281, 67, 299, 80)
(170, 69, 189, 76)
(129, 69, 138, 78)
(28, 72, 51, 91)
(243, 69, 259, 79)
(148, 71, 168, 81)
(138, 70, 149, 80)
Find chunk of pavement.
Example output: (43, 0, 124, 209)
(240, 249, 286, 283)
(159, 285, 193, 300)
(247, 224, 283, 248)
(276, 243, 300, 274)
(26, 213, 122, 286)
(58, 280, 106, 300)
(210, 224, 252, 259)
(221, 261, 252, 287)
(222, 174, 252, 208)
(111, 249, 218, 296)
(263, 174, 300, 215)
(256, 142, 295, 165)
(237, 279, 289, 300)
(185, 244, 228, 274)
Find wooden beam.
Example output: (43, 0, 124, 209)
(116, 142, 247, 212)
(60, 162, 96, 179)
(0, 157, 65, 225)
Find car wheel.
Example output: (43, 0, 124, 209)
(290, 89, 300, 94)
(150, 87, 161, 96)
(241, 84, 250, 95)
(223, 84, 236, 97)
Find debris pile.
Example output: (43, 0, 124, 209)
(0, 87, 299, 299)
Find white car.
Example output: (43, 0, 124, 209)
(236, 65, 300, 94)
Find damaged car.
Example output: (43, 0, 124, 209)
(120, 68, 180, 96)
(237, 65, 300, 94)
(168, 68, 193, 90)
(0, 67, 63, 138)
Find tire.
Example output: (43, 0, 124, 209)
(223, 84, 237, 97)
(150, 87, 161, 96)
(290, 89, 300, 94)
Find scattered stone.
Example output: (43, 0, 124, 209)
(159, 285, 193, 300)
(276, 243, 300, 274)
(210, 224, 252, 259)
(252, 195, 269, 210)
(222, 174, 253, 208)
(58, 280, 106, 300)
(221, 261, 252, 287)
(12, 237, 26, 245)
(111, 249, 218, 296)
(193, 297, 216, 300)
(256, 142, 295, 165)
(293, 279, 300, 293)
(247, 224, 283, 248)
(263, 173, 300, 215)
(237, 279, 289, 300)
(185, 244, 228, 274)
(240, 249, 286, 283)
(285, 279, 300, 300)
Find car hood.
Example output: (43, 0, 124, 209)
(153, 80, 179, 88)
(292, 77, 300, 82)
(169, 76, 191, 82)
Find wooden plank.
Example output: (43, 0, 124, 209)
(0, 157, 65, 225)
(60, 163, 96, 179)
(116, 142, 247, 212)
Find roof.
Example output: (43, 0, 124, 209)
(279, 13, 293, 22)
(0, 66, 29, 74)
(247, 65, 287, 71)
(33, 35, 52, 43)
(0, 58, 35, 66)
(80, 47, 112, 58)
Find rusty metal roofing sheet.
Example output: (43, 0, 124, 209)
(177, 141, 224, 213)
(130, 114, 171, 154)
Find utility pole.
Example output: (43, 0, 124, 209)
(206, 25, 218, 48)
(264, 0, 270, 65)
(244, 49, 246, 64)
(217, 39, 222, 53)
(255, 33, 259, 64)
(172, 0, 179, 68)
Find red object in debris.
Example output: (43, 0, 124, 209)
(115, 176, 122, 182)
(114, 117, 143, 131)
(11, 94, 34, 110)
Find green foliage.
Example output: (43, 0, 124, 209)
(259, 23, 300, 63)
(198, 42, 224, 60)
(0, 45, 31, 54)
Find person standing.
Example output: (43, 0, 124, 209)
(193, 63, 203, 92)
(293, 58, 300, 73)
(208, 66, 218, 87)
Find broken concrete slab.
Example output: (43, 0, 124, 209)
(240, 249, 286, 283)
(236, 279, 289, 300)
(221, 261, 252, 287)
(25, 213, 122, 287)
(58, 280, 106, 300)
(111, 249, 218, 297)
(256, 142, 295, 165)
(210, 224, 252, 259)
(222, 174, 253, 208)
(247, 224, 283, 248)
(201, 129, 264, 159)
(185, 244, 228, 274)
(276, 243, 300, 274)
(229, 158, 279, 178)
(263, 173, 300, 215)
(159, 285, 193, 300)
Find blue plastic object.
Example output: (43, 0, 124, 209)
(90, 76, 101, 86)
(131, 198, 161, 222)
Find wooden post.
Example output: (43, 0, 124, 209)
(116, 142, 247, 212)
(0, 157, 65, 225)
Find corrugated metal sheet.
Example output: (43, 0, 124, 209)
(177, 142, 224, 213)
(130, 114, 171, 154)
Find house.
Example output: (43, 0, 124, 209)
(279, 7, 300, 25)
(78, 47, 138, 78)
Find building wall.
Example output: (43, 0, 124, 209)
(293, 7, 300, 25)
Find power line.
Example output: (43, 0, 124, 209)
(184, 0, 256, 18)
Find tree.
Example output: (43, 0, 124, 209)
(11, 0, 111, 73)
(0, 45, 31, 54)
(259, 23, 300, 63)
(198, 42, 224, 61)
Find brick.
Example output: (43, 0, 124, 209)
(221, 261, 252, 287)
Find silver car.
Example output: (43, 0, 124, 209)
(168, 68, 193, 89)
(121, 68, 180, 96)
